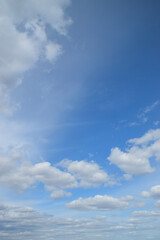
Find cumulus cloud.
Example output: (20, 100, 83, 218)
(141, 185, 160, 199)
(59, 159, 110, 187)
(33, 162, 77, 190)
(108, 128, 160, 175)
(141, 185, 160, 207)
(128, 128, 160, 146)
(0, 150, 112, 199)
(66, 194, 133, 211)
(0, 151, 77, 194)
(0, 0, 71, 114)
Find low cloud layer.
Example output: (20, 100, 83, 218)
(0, 203, 160, 240)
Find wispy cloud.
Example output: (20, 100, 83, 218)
(0, 0, 72, 114)
(129, 100, 160, 127)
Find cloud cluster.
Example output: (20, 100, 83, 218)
(0, 202, 160, 240)
(108, 128, 160, 175)
(66, 194, 133, 211)
(59, 159, 109, 187)
(0, 0, 71, 114)
(0, 153, 77, 195)
(0, 151, 111, 199)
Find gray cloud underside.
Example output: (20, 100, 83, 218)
(0, 204, 160, 240)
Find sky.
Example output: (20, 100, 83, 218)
(0, 0, 160, 239)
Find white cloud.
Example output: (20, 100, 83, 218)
(108, 147, 154, 175)
(0, 0, 72, 35)
(128, 100, 159, 127)
(137, 100, 159, 123)
(141, 185, 160, 207)
(0, 16, 38, 114)
(141, 185, 160, 199)
(0, 151, 112, 199)
(0, 0, 71, 114)
(128, 128, 160, 146)
(0, 150, 77, 193)
(0, 202, 160, 240)
(32, 162, 77, 190)
(133, 210, 160, 217)
(66, 194, 133, 211)
(45, 42, 62, 62)
(59, 159, 109, 187)
(0, 138, 119, 199)
(50, 190, 72, 200)
(108, 128, 160, 175)
(123, 174, 132, 181)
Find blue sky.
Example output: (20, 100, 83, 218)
(0, 0, 160, 239)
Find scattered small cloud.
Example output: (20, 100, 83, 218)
(123, 174, 132, 181)
(141, 185, 160, 207)
(88, 153, 94, 158)
(119, 100, 160, 128)
(132, 210, 160, 217)
(50, 190, 72, 200)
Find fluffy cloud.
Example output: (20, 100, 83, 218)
(66, 194, 133, 211)
(141, 185, 160, 199)
(0, 154, 35, 191)
(0, 0, 71, 114)
(33, 162, 77, 190)
(128, 128, 160, 146)
(141, 185, 160, 207)
(108, 128, 160, 175)
(0, 151, 111, 198)
(0, 150, 77, 193)
(0, 0, 72, 35)
(59, 159, 109, 187)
